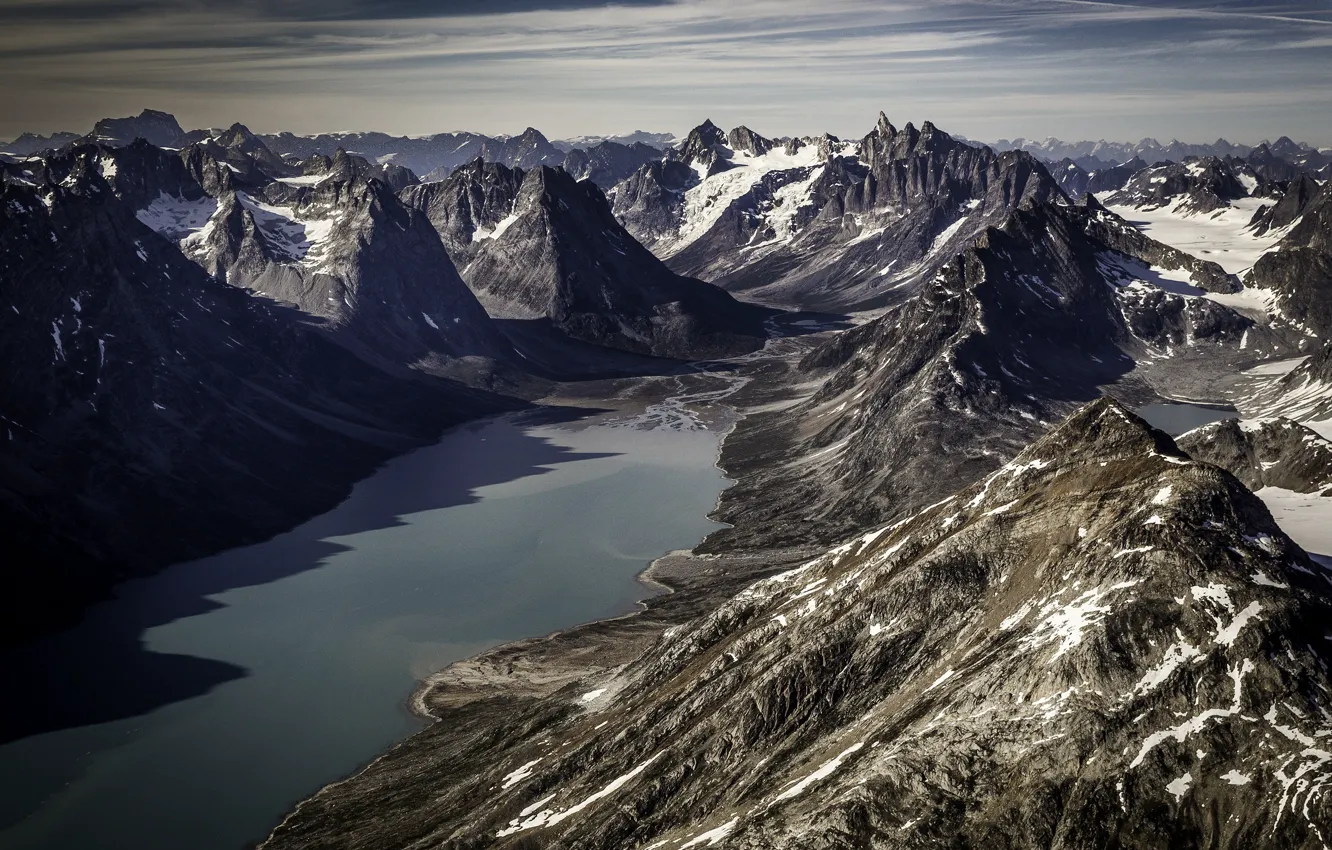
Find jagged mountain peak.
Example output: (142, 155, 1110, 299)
(680, 119, 726, 148)
(875, 110, 897, 138)
(402, 156, 769, 358)
(726, 125, 771, 156)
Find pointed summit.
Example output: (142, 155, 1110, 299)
(727, 125, 771, 157)
(876, 111, 897, 137)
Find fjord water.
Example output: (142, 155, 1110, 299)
(1135, 401, 1237, 436)
(0, 410, 728, 850)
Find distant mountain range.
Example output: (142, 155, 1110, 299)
(981, 134, 1331, 169)
(0, 110, 671, 190)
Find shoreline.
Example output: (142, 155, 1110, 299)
(405, 371, 752, 724)
(258, 329, 837, 848)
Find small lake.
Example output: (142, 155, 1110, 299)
(1136, 401, 1237, 436)
(0, 408, 729, 850)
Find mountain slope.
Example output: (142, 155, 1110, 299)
(98, 142, 514, 372)
(705, 195, 1280, 551)
(403, 159, 771, 359)
(1179, 418, 1332, 495)
(260, 399, 1332, 849)
(0, 159, 516, 643)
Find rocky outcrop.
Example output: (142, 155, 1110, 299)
(404, 160, 771, 359)
(1245, 180, 1332, 337)
(1179, 418, 1332, 495)
(260, 399, 1332, 850)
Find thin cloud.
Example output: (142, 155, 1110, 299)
(1, 0, 1328, 145)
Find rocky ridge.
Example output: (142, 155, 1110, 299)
(704, 194, 1286, 551)
(260, 399, 1332, 850)
(402, 158, 771, 359)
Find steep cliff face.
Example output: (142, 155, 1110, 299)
(0, 157, 516, 644)
(1244, 180, 1332, 338)
(260, 400, 1332, 850)
(404, 160, 771, 359)
(1179, 418, 1332, 496)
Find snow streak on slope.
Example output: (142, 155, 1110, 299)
(665, 144, 831, 258)
(135, 193, 219, 244)
(235, 193, 337, 269)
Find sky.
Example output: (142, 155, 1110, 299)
(1, 0, 1330, 146)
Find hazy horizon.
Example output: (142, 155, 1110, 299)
(2, 0, 1330, 146)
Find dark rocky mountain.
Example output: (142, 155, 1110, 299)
(480, 126, 563, 171)
(294, 149, 420, 191)
(1086, 156, 1149, 194)
(1104, 157, 1268, 214)
(265, 129, 494, 178)
(210, 122, 299, 178)
(1050, 157, 1091, 196)
(1179, 417, 1332, 495)
(985, 135, 1259, 165)
(0, 148, 517, 644)
(1244, 143, 1309, 183)
(86, 108, 187, 148)
(1245, 179, 1332, 337)
(560, 140, 662, 188)
(1250, 174, 1322, 236)
(613, 114, 1063, 312)
(1265, 136, 1332, 175)
(260, 399, 1332, 850)
(402, 159, 771, 359)
(705, 195, 1279, 550)
(265, 124, 662, 188)
(1, 130, 81, 156)
(550, 130, 676, 152)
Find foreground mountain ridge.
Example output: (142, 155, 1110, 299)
(261, 398, 1332, 849)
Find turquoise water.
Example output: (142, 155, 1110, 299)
(0, 411, 728, 850)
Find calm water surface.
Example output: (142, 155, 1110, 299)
(0, 410, 728, 850)
(1136, 401, 1237, 436)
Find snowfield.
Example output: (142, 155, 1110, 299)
(1101, 196, 1293, 276)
